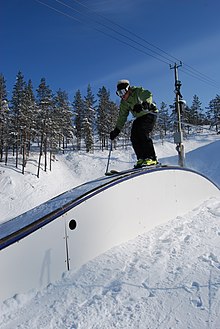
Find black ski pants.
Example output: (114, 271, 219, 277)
(130, 113, 157, 161)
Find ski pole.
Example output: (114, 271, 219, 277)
(105, 140, 113, 175)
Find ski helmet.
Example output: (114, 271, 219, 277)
(116, 79, 130, 91)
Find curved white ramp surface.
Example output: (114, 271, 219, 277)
(0, 167, 219, 302)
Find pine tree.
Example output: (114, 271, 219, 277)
(190, 95, 203, 126)
(207, 95, 220, 132)
(158, 102, 170, 137)
(0, 74, 9, 162)
(36, 78, 54, 177)
(97, 86, 112, 150)
(0, 74, 7, 105)
(82, 117, 94, 152)
(108, 100, 120, 148)
(182, 104, 192, 134)
(169, 100, 177, 133)
(54, 89, 73, 154)
(25, 79, 36, 143)
(11, 71, 26, 168)
(73, 90, 84, 151)
(84, 84, 96, 135)
(20, 79, 36, 173)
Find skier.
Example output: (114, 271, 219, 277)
(110, 79, 158, 168)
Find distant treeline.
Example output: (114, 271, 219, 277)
(0, 71, 219, 176)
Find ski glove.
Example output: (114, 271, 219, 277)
(110, 127, 120, 140)
(133, 103, 143, 113)
(133, 101, 150, 113)
(142, 101, 150, 109)
(133, 102, 157, 113)
(148, 103, 158, 112)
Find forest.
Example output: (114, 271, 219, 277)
(0, 71, 219, 176)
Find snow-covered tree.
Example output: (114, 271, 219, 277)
(73, 90, 84, 150)
(54, 89, 73, 154)
(20, 79, 36, 173)
(36, 78, 54, 177)
(11, 71, 26, 168)
(207, 94, 220, 132)
(82, 117, 94, 152)
(190, 95, 203, 126)
(97, 86, 113, 150)
(84, 84, 96, 132)
(157, 102, 170, 137)
(0, 74, 8, 162)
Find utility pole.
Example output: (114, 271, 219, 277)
(170, 62, 185, 167)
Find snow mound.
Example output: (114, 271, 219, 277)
(1, 198, 220, 328)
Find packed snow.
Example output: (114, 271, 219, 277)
(0, 132, 220, 328)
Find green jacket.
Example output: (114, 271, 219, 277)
(115, 86, 157, 131)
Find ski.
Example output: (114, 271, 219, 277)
(105, 163, 167, 176)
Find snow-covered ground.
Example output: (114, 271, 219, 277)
(0, 132, 220, 328)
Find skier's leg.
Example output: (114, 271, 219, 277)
(131, 119, 143, 160)
(138, 114, 157, 160)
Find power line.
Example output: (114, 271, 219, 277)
(181, 63, 219, 86)
(71, 0, 179, 64)
(180, 67, 219, 89)
(34, 0, 220, 90)
(35, 0, 172, 65)
(55, 0, 172, 65)
(71, 0, 220, 88)
(34, 0, 81, 23)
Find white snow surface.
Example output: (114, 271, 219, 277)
(0, 132, 220, 328)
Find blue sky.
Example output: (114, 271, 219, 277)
(1, 0, 220, 109)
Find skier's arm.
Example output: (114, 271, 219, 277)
(137, 87, 152, 104)
(115, 102, 130, 131)
(135, 87, 158, 113)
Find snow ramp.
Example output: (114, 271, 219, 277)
(0, 166, 219, 302)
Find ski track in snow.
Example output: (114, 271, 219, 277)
(0, 133, 220, 328)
